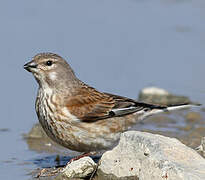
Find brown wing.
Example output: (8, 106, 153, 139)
(65, 87, 115, 121)
(65, 86, 167, 122)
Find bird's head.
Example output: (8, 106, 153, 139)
(24, 53, 77, 90)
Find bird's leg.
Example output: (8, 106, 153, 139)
(67, 151, 97, 164)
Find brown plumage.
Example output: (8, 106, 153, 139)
(24, 52, 197, 153)
(65, 87, 167, 122)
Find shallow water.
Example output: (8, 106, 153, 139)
(1, 0, 205, 179)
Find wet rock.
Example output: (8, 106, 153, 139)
(55, 157, 96, 180)
(24, 123, 47, 138)
(96, 131, 205, 180)
(185, 112, 202, 123)
(138, 87, 191, 105)
(24, 123, 78, 156)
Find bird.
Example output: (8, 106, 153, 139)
(24, 53, 198, 153)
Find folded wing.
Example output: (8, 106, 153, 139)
(65, 87, 167, 122)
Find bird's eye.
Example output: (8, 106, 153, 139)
(46, 60, 53, 66)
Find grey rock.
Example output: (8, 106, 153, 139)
(55, 157, 96, 180)
(97, 131, 205, 180)
(138, 87, 191, 105)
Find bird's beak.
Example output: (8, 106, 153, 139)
(24, 61, 38, 72)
